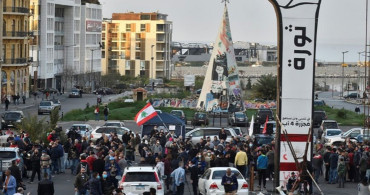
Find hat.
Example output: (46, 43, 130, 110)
(109, 156, 115, 161)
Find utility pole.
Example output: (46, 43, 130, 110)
(341, 51, 348, 97)
(151, 45, 155, 79)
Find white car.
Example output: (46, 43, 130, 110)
(0, 147, 21, 171)
(103, 121, 125, 128)
(186, 127, 238, 144)
(119, 166, 166, 195)
(124, 99, 134, 103)
(198, 167, 249, 195)
(322, 129, 343, 146)
(328, 127, 368, 146)
(66, 124, 94, 138)
(90, 126, 131, 142)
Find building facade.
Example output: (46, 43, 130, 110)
(30, 0, 102, 92)
(2, 0, 32, 100)
(102, 12, 172, 79)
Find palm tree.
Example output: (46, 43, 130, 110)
(252, 74, 277, 100)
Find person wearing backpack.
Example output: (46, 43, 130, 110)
(76, 155, 90, 177)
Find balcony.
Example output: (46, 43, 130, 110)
(3, 31, 33, 39)
(3, 7, 29, 15)
(3, 57, 33, 66)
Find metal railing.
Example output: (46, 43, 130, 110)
(3, 7, 29, 14)
(3, 57, 33, 64)
(3, 31, 33, 37)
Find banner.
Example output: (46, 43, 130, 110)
(269, 0, 322, 187)
(86, 21, 102, 32)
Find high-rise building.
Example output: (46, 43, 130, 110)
(102, 12, 172, 79)
(30, 0, 102, 91)
(2, 0, 32, 99)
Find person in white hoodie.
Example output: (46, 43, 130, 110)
(358, 177, 370, 195)
(155, 157, 165, 178)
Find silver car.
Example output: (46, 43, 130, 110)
(185, 127, 238, 144)
(38, 101, 56, 115)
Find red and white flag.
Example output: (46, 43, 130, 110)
(262, 115, 269, 134)
(135, 103, 158, 126)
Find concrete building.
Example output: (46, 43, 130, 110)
(29, 0, 102, 92)
(102, 12, 172, 79)
(2, 0, 32, 100)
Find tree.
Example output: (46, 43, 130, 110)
(49, 108, 60, 130)
(16, 115, 50, 143)
(246, 78, 252, 90)
(252, 74, 277, 100)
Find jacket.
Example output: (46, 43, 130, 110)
(329, 153, 339, 169)
(40, 154, 51, 168)
(37, 179, 54, 195)
(85, 178, 103, 195)
(257, 154, 268, 170)
(189, 165, 200, 182)
(76, 160, 90, 176)
(234, 151, 247, 166)
(221, 173, 238, 193)
(74, 173, 89, 190)
(3, 175, 16, 195)
(9, 165, 22, 185)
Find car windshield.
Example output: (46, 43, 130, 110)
(212, 170, 243, 179)
(235, 113, 245, 118)
(324, 122, 338, 129)
(124, 172, 156, 182)
(256, 136, 274, 145)
(104, 123, 121, 127)
(196, 113, 206, 119)
(327, 130, 341, 136)
(51, 100, 59, 104)
(171, 111, 182, 117)
(96, 128, 117, 134)
(72, 89, 79, 92)
(234, 129, 241, 135)
(40, 102, 51, 106)
(0, 151, 16, 159)
(4, 113, 21, 119)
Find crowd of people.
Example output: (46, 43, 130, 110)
(0, 124, 370, 195)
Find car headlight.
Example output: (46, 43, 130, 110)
(1, 120, 4, 123)
(16, 119, 21, 123)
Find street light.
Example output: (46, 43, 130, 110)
(151, 45, 155, 79)
(341, 51, 348, 97)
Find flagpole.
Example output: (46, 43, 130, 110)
(157, 114, 170, 132)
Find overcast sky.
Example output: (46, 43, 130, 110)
(100, 0, 366, 62)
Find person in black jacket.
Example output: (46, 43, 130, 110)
(188, 160, 200, 195)
(93, 155, 105, 178)
(29, 149, 41, 183)
(9, 160, 22, 188)
(37, 173, 54, 195)
(101, 171, 114, 195)
(323, 147, 331, 181)
(84, 172, 103, 195)
(218, 128, 227, 141)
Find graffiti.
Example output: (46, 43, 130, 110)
(244, 101, 277, 109)
(152, 98, 198, 108)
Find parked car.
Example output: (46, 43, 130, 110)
(65, 124, 94, 138)
(328, 128, 369, 146)
(228, 112, 248, 127)
(256, 109, 274, 124)
(185, 127, 238, 144)
(124, 99, 134, 103)
(50, 99, 61, 110)
(314, 100, 326, 106)
(38, 100, 57, 115)
(185, 126, 194, 133)
(69, 88, 82, 98)
(94, 87, 115, 95)
(0, 147, 21, 171)
(320, 120, 339, 131)
(344, 93, 360, 99)
(191, 112, 209, 126)
(322, 129, 343, 146)
(119, 166, 166, 195)
(170, 110, 187, 123)
(1, 111, 24, 129)
(233, 127, 243, 136)
(259, 121, 276, 134)
(253, 134, 275, 147)
(313, 111, 327, 128)
(103, 121, 125, 128)
(90, 126, 131, 142)
(198, 167, 249, 195)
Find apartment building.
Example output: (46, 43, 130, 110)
(2, 0, 32, 99)
(30, 0, 102, 91)
(102, 12, 172, 79)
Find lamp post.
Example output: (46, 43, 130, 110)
(151, 45, 155, 79)
(341, 51, 348, 97)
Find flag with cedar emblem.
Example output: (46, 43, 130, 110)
(135, 103, 158, 126)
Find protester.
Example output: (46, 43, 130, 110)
(37, 173, 54, 195)
(257, 149, 268, 191)
(221, 168, 238, 195)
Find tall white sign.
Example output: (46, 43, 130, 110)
(269, 0, 322, 187)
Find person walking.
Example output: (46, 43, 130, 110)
(37, 173, 54, 195)
(29, 149, 41, 183)
(170, 162, 186, 195)
(234, 146, 248, 178)
(74, 168, 89, 195)
(94, 106, 100, 121)
(84, 172, 103, 195)
(221, 168, 238, 195)
(22, 95, 26, 104)
(4, 98, 10, 111)
(257, 150, 268, 191)
(103, 106, 109, 121)
(3, 170, 16, 195)
(40, 150, 51, 180)
(188, 160, 200, 195)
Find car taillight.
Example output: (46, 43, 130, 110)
(157, 184, 162, 190)
(90, 134, 94, 138)
(16, 159, 20, 164)
(241, 182, 248, 189)
(209, 182, 219, 189)
(121, 175, 126, 183)
(154, 172, 162, 190)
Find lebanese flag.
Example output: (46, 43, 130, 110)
(262, 115, 268, 134)
(135, 103, 158, 126)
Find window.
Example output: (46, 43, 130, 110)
(191, 130, 203, 137)
(204, 129, 219, 137)
(140, 15, 150, 20)
(74, 20, 80, 31)
(86, 8, 91, 18)
(140, 61, 145, 70)
(140, 24, 146, 32)
(125, 172, 156, 182)
(74, 47, 79, 59)
(47, 18, 53, 31)
(92, 9, 97, 19)
(126, 24, 131, 32)
(47, 3, 54, 16)
(202, 170, 211, 179)
(55, 8, 64, 17)
(0, 151, 16, 159)
(125, 60, 130, 69)
(47, 48, 53, 61)
(212, 170, 243, 179)
(74, 34, 80, 45)
(47, 33, 53, 46)
(74, 7, 80, 18)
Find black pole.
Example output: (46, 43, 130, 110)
(213, 112, 215, 126)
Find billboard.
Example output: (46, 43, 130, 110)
(86, 21, 102, 32)
(269, 0, 322, 187)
